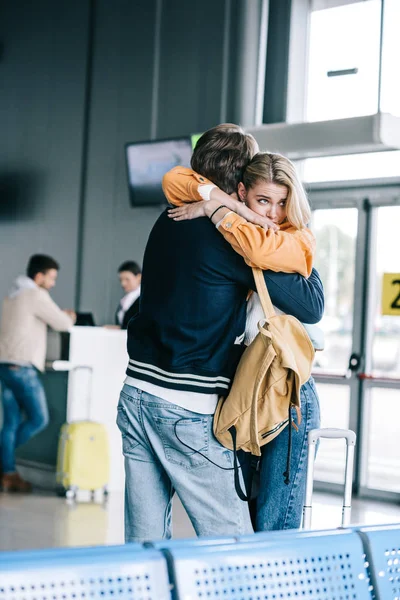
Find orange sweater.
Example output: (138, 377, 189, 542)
(162, 166, 315, 278)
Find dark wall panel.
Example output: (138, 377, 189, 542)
(157, 0, 229, 137)
(0, 0, 89, 307)
(263, 0, 292, 124)
(79, 0, 238, 324)
(78, 0, 163, 324)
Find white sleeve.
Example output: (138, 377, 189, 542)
(198, 183, 217, 201)
(215, 211, 235, 229)
(302, 323, 325, 351)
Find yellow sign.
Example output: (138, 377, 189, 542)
(381, 273, 400, 316)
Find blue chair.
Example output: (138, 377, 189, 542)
(357, 523, 400, 600)
(145, 535, 237, 550)
(0, 544, 171, 600)
(0, 543, 142, 564)
(167, 529, 371, 599)
(236, 527, 353, 544)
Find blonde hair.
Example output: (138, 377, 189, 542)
(242, 153, 311, 229)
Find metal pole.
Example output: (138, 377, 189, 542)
(219, 0, 232, 124)
(377, 0, 385, 113)
(342, 440, 356, 526)
(150, 0, 162, 140)
(302, 430, 318, 529)
(255, 0, 269, 125)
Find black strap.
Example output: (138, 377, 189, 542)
(283, 404, 293, 485)
(173, 418, 260, 502)
(249, 455, 261, 498)
(229, 426, 261, 502)
(174, 418, 237, 471)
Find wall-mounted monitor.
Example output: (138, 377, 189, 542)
(125, 137, 193, 206)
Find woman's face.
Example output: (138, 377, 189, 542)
(238, 180, 288, 225)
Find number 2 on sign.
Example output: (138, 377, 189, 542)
(391, 279, 400, 310)
(382, 273, 400, 316)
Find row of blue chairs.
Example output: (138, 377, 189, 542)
(0, 523, 399, 600)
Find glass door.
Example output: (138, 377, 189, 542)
(308, 182, 400, 500)
(360, 204, 400, 499)
(310, 201, 361, 487)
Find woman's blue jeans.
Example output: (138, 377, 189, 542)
(0, 364, 49, 473)
(242, 377, 321, 531)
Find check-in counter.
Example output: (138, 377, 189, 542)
(16, 327, 128, 493)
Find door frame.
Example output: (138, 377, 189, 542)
(308, 177, 400, 501)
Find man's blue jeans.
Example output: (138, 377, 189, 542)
(0, 364, 49, 473)
(244, 377, 321, 531)
(117, 384, 253, 542)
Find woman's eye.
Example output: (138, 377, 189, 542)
(279, 202, 286, 207)
(258, 199, 268, 205)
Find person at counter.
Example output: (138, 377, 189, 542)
(0, 254, 76, 493)
(115, 261, 141, 330)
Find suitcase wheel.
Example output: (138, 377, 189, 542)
(66, 487, 78, 501)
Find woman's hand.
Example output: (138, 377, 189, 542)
(168, 201, 208, 221)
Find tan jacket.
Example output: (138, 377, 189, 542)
(0, 281, 73, 371)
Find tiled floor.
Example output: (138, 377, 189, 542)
(0, 488, 398, 551)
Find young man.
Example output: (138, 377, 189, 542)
(0, 254, 76, 492)
(115, 261, 142, 330)
(117, 124, 324, 542)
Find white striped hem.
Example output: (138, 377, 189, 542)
(127, 362, 230, 390)
(128, 359, 230, 384)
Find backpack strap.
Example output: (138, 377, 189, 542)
(228, 426, 261, 503)
(252, 268, 276, 320)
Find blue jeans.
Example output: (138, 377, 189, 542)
(117, 384, 253, 542)
(0, 364, 49, 473)
(244, 377, 321, 531)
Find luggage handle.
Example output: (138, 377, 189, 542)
(308, 428, 356, 444)
(67, 365, 94, 423)
(303, 427, 356, 530)
(56, 428, 69, 482)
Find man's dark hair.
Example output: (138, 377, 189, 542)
(27, 254, 60, 280)
(118, 261, 141, 275)
(191, 123, 258, 195)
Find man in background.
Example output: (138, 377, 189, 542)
(0, 254, 75, 492)
(115, 261, 141, 330)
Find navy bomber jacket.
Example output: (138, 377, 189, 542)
(126, 211, 324, 396)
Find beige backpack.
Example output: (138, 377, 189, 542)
(213, 268, 315, 497)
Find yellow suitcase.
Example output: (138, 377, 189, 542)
(56, 421, 109, 499)
(56, 366, 110, 500)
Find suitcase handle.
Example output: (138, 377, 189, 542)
(56, 429, 69, 483)
(67, 365, 93, 423)
(303, 427, 357, 529)
(308, 428, 356, 444)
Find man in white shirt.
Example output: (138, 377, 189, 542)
(115, 261, 141, 330)
(0, 254, 75, 492)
